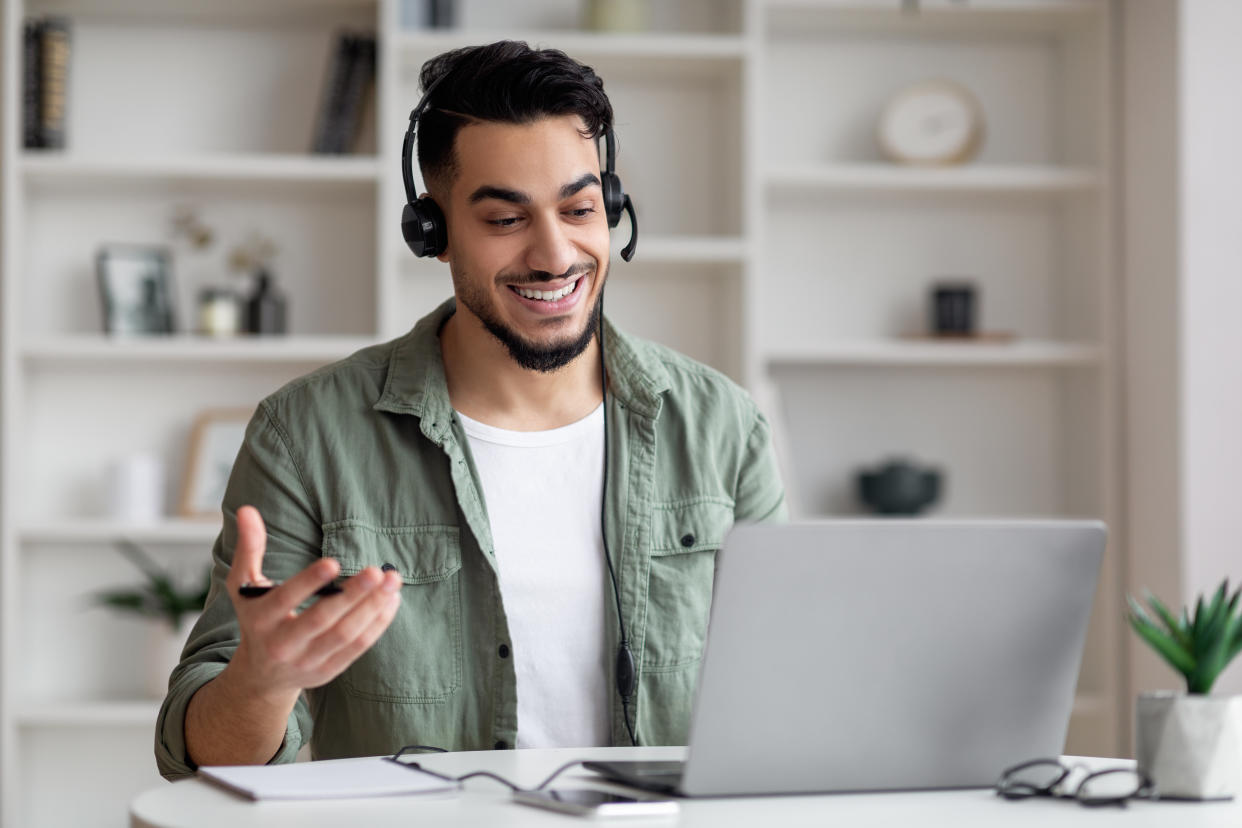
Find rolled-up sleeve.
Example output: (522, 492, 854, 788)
(155, 402, 321, 780)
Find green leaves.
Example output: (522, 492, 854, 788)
(1128, 580, 1242, 695)
(92, 540, 211, 630)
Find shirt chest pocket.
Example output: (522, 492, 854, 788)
(322, 522, 463, 703)
(643, 499, 734, 671)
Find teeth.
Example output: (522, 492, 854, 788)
(517, 278, 577, 302)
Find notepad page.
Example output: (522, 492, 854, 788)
(199, 756, 459, 800)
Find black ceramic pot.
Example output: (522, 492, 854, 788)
(857, 459, 942, 515)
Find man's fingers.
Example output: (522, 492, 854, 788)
(228, 505, 269, 590)
(311, 591, 402, 680)
(301, 573, 400, 667)
(257, 556, 344, 622)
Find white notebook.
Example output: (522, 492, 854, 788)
(198, 756, 459, 801)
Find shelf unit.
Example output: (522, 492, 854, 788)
(0, 1, 1123, 825)
(753, 0, 1120, 761)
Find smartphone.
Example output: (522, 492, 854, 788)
(512, 788, 679, 817)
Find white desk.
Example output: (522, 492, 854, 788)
(131, 746, 1242, 827)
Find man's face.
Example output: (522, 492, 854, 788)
(437, 114, 611, 373)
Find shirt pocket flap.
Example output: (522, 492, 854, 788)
(322, 521, 461, 585)
(651, 499, 734, 556)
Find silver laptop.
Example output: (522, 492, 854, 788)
(587, 519, 1105, 797)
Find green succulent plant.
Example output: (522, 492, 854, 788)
(1127, 579, 1242, 694)
(94, 540, 210, 630)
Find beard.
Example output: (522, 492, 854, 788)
(453, 261, 605, 374)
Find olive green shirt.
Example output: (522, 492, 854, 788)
(156, 298, 786, 780)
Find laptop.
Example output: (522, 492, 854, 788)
(586, 519, 1105, 797)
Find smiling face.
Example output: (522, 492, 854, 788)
(435, 114, 611, 373)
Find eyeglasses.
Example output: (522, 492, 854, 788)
(995, 758, 1154, 807)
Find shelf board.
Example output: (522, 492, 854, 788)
(767, 164, 1102, 196)
(398, 30, 748, 67)
(19, 519, 220, 545)
(766, 340, 1103, 368)
(21, 152, 381, 189)
(15, 700, 162, 727)
(766, 0, 1103, 36)
(21, 335, 381, 367)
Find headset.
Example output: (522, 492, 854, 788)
(400, 77, 638, 261)
(400, 75, 641, 745)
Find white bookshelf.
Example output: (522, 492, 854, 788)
(0, 0, 1125, 825)
(766, 163, 1102, 195)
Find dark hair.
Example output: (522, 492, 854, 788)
(415, 40, 614, 196)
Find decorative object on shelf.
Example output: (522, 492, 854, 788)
(96, 245, 176, 335)
(180, 409, 252, 519)
(311, 31, 377, 154)
(170, 204, 214, 251)
(21, 16, 72, 149)
(197, 286, 241, 337)
(932, 281, 976, 335)
(92, 539, 209, 698)
(106, 453, 166, 523)
(244, 270, 288, 335)
(856, 457, 942, 515)
(1128, 581, 1242, 800)
(878, 79, 985, 166)
(584, 0, 649, 32)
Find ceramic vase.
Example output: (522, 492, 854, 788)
(145, 617, 195, 699)
(1135, 691, 1241, 800)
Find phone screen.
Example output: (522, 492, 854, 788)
(513, 788, 680, 817)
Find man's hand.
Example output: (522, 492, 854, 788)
(225, 505, 403, 705)
(185, 505, 401, 767)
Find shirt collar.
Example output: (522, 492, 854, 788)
(373, 297, 671, 431)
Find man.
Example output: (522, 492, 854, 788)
(156, 41, 785, 780)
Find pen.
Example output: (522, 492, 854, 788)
(239, 582, 344, 599)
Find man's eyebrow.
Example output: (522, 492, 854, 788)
(468, 185, 530, 205)
(467, 174, 601, 206)
(560, 173, 601, 199)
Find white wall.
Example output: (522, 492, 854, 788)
(1123, 0, 1242, 705)
(1178, 3, 1242, 686)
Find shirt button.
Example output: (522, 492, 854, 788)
(498, 644, 510, 659)
(680, 533, 696, 548)
(494, 740, 508, 750)
(381, 563, 397, 573)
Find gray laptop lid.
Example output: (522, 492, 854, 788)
(680, 519, 1105, 797)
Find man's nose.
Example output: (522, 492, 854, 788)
(525, 215, 578, 278)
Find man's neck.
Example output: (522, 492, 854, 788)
(440, 309, 604, 432)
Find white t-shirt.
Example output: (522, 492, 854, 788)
(456, 404, 610, 748)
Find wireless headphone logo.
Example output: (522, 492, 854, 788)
(400, 74, 638, 261)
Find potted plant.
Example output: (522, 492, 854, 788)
(94, 540, 210, 698)
(1128, 579, 1242, 799)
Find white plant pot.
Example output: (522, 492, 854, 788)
(145, 616, 196, 699)
(1136, 691, 1241, 800)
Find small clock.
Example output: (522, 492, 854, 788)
(877, 80, 985, 166)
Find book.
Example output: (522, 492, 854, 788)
(311, 33, 357, 154)
(38, 17, 71, 150)
(330, 34, 376, 154)
(22, 20, 42, 148)
(198, 756, 459, 801)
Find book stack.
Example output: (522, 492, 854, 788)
(23, 17, 72, 150)
(311, 32, 377, 154)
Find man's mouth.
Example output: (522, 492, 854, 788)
(509, 275, 582, 303)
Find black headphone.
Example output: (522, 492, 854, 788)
(400, 78, 638, 262)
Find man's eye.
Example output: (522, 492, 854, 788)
(567, 207, 596, 219)
(487, 217, 521, 227)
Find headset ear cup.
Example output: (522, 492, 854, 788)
(601, 171, 625, 229)
(401, 197, 446, 258)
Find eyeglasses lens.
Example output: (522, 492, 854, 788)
(1077, 769, 1145, 804)
(1004, 762, 1065, 793)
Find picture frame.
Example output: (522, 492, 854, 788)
(96, 244, 176, 335)
(179, 409, 252, 519)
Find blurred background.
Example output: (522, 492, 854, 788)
(1, 0, 1240, 824)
